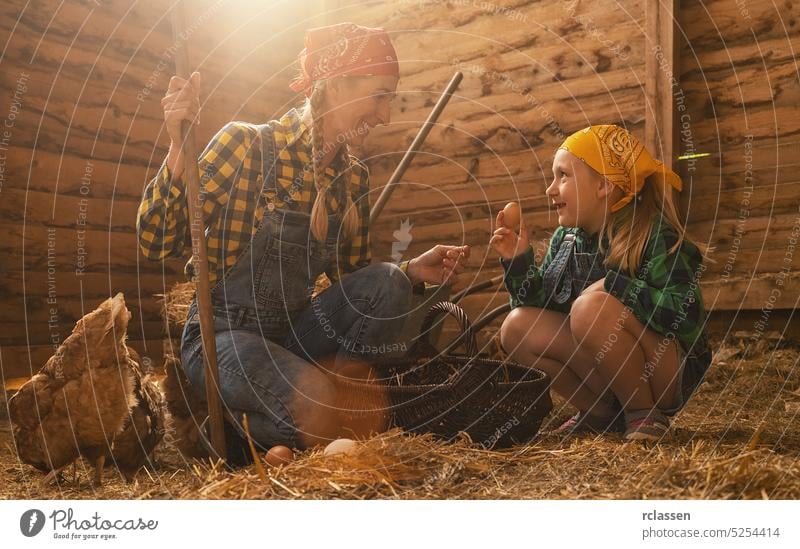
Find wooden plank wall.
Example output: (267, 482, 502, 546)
(0, 0, 320, 378)
(334, 0, 648, 341)
(2, 0, 798, 378)
(331, 0, 800, 344)
(678, 0, 800, 318)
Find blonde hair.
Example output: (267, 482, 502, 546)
(305, 80, 360, 242)
(601, 175, 710, 276)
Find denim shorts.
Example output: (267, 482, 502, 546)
(661, 343, 705, 416)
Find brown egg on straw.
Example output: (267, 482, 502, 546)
(265, 445, 294, 466)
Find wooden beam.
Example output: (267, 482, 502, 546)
(312, 0, 330, 27)
(644, 0, 679, 167)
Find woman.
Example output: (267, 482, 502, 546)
(137, 23, 469, 452)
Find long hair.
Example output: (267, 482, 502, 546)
(304, 80, 360, 242)
(601, 175, 711, 276)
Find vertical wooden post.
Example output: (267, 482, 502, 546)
(645, 0, 679, 168)
(314, 0, 330, 26)
(170, 1, 227, 461)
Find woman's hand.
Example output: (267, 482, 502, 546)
(163, 72, 201, 142)
(407, 245, 470, 286)
(162, 72, 201, 178)
(490, 208, 529, 260)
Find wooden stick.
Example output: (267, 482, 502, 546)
(170, 1, 226, 460)
(369, 72, 463, 225)
(241, 413, 267, 483)
(451, 273, 505, 304)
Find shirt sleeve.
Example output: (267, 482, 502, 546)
(501, 227, 568, 311)
(603, 227, 706, 347)
(136, 122, 250, 260)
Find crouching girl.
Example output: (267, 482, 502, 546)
(491, 125, 711, 441)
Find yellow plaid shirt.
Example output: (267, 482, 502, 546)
(137, 109, 375, 286)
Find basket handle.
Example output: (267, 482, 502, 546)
(416, 301, 478, 358)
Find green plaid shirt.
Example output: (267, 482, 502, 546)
(501, 218, 710, 361)
(137, 109, 372, 286)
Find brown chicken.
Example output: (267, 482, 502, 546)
(9, 293, 137, 486)
(110, 347, 166, 482)
(161, 353, 210, 459)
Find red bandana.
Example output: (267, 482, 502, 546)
(290, 23, 399, 97)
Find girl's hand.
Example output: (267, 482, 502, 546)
(490, 209, 529, 260)
(407, 245, 470, 286)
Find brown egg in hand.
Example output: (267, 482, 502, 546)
(503, 201, 521, 231)
(265, 445, 294, 466)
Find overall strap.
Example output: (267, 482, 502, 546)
(542, 233, 576, 305)
(257, 122, 279, 195)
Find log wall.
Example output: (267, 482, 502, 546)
(678, 0, 800, 319)
(337, 0, 649, 341)
(0, 0, 321, 378)
(2, 0, 798, 378)
(332, 0, 800, 343)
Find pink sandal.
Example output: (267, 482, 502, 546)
(623, 409, 670, 441)
(554, 410, 625, 435)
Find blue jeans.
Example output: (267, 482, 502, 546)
(180, 262, 412, 450)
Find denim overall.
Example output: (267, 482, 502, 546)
(541, 232, 607, 305)
(180, 122, 412, 450)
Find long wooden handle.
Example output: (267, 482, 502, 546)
(451, 273, 505, 304)
(369, 72, 463, 226)
(170, 1, 226, 460)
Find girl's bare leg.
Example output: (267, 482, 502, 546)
(500, 306, 618, 418)
(569, 291, 680, 413)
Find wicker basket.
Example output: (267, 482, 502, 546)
(336, 301, 553, 449)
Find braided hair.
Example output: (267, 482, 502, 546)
(307, 80, 360, 243)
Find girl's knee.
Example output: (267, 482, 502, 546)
(569, 291, 618, 344)
(499, 307, 528, 354)
(500, 306, 568, 357)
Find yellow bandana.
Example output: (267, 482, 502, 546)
(558, 125, 683, 212)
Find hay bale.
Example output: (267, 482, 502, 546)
(159, 274, 332, 331)
(4, 292, 786, 498)
(158, 281, 196, 329)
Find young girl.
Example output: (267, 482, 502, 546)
(490, 125, 711, 441)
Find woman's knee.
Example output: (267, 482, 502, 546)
(288, 368, 339, 449)
(227, 347, 341, 449)
(368, 262, 413, 314)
